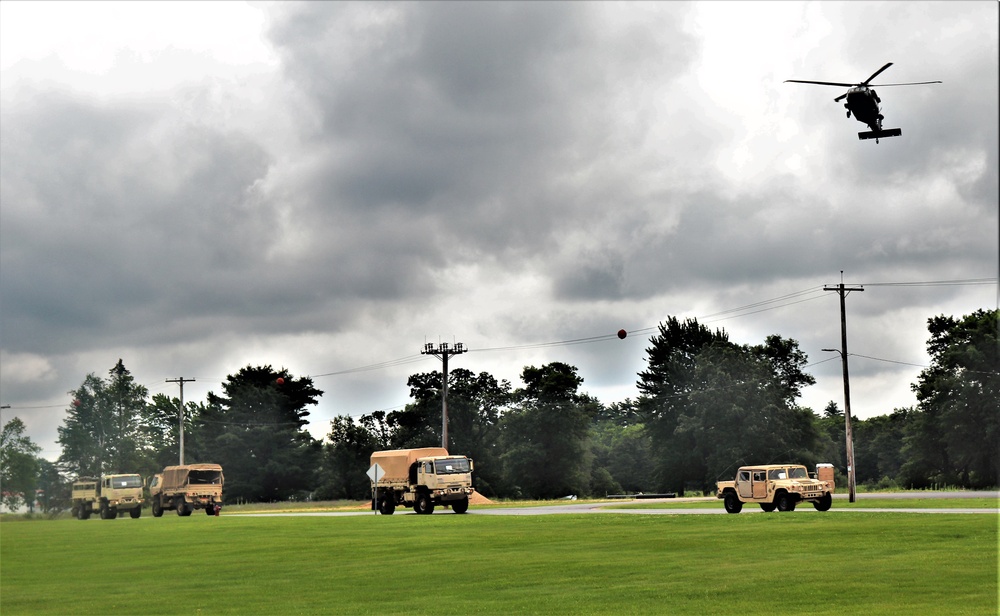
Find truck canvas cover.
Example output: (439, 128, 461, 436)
(161, 464, 224, 491)
(370, 447, 449, 483)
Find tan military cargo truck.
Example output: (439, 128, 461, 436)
(148, 463, 224, 517)
(716, 463, 834, 513)
(71, 474, 144, 520)
(371, 447, 474, 515)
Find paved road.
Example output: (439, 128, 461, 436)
(235, 491, 998, 517)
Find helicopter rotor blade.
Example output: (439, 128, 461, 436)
(834, 93, 849, 103)
(867, 81, 943, 87)
(784, 79, 856, 87)
(862, 62, 894, 85)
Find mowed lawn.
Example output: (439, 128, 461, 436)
(1, 512, 996, 615)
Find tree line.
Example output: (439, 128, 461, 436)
(2, 309, 996, 513)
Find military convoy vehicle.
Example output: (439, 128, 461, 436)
(71, 474, 144, 520)
(148, 463, 224, 517)
(371, 447, 474, 515)
(716, 463, 835, 513)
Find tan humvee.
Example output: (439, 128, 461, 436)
(71, 474, 144, 520)
(716, 463, 835, 513)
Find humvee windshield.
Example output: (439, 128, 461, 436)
(788, 467, 808, 479)
(434, 458, 471, 474)
(111, 475, 142, 488)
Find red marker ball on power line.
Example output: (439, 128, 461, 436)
(617, 329, 627, 339)
(276, 377, 284, 385)
(73, 399, 81, 407)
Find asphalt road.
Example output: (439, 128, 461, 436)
(235, 491, 999, 517)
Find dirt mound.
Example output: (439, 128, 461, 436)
(469, 490, 494, 505)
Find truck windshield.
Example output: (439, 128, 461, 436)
(434, 458, 471, 474)
(788, 467, 808, 479)
(112, 475, 142, 488)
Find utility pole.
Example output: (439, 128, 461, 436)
(420, 342, 467, 449)
(166, 378, 195, 465)
(824, 274, 863, 503)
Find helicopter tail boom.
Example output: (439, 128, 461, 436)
(858, 128, 902, 141)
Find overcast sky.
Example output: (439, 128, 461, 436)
(1, 1, 997, 462)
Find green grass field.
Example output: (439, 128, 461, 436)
(1, 508, 996, 615)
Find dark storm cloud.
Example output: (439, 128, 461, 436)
(263, 1, 699, 264)
(1, 88, 275, 353)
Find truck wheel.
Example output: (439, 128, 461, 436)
(152, 500, 163, 517)
(378, 498, 396, 515)
(415, 494, 435, 515)
(723, 493, 743, 514)
(130, 507, 141, 519)
(176, 498, 188, 517)
(81, 507, 91, 520)
(760, 503, 776, 512)
(452, 498, 469, 514)
(776, 492, 796, 512)
(813, 493, 833, 512)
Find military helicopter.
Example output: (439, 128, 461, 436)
(785, 62, 941, 143)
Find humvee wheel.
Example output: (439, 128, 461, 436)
(775, 492, 796, 512)
(452, 497, 469, 514)
(415, 493, 435, 515)
(723, 492, 743, 514)
(760, 503, 776, 512)
(813, 493, 833, 512)
(130, 507, 141, 519)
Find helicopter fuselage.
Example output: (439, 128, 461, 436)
(844, 87, 883, 132)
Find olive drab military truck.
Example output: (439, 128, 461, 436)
(71, 474, 144, 520)
(371, 447, 474, 515)
(148, 463, 224, 517)
(716, 463, 835, 513)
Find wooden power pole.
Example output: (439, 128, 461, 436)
(420, 342, 467, 449)
(824, 276, 863, 503)
(166, 377, 195, 465)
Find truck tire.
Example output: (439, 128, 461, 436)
(415, 493, 435, 515)
(176, 498, 189, 517)
(378, 497, 396, 515)
(130, 507, 141, 519)
(452, 497, 469, 514)
(760, 502, 776, 512)
(813, 493, 833, 512)
(723, 492, 743, 514)
(152, 500, 163, 517)
(776, 492, 796, 512)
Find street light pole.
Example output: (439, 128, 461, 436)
(823, 347, 857, 503)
